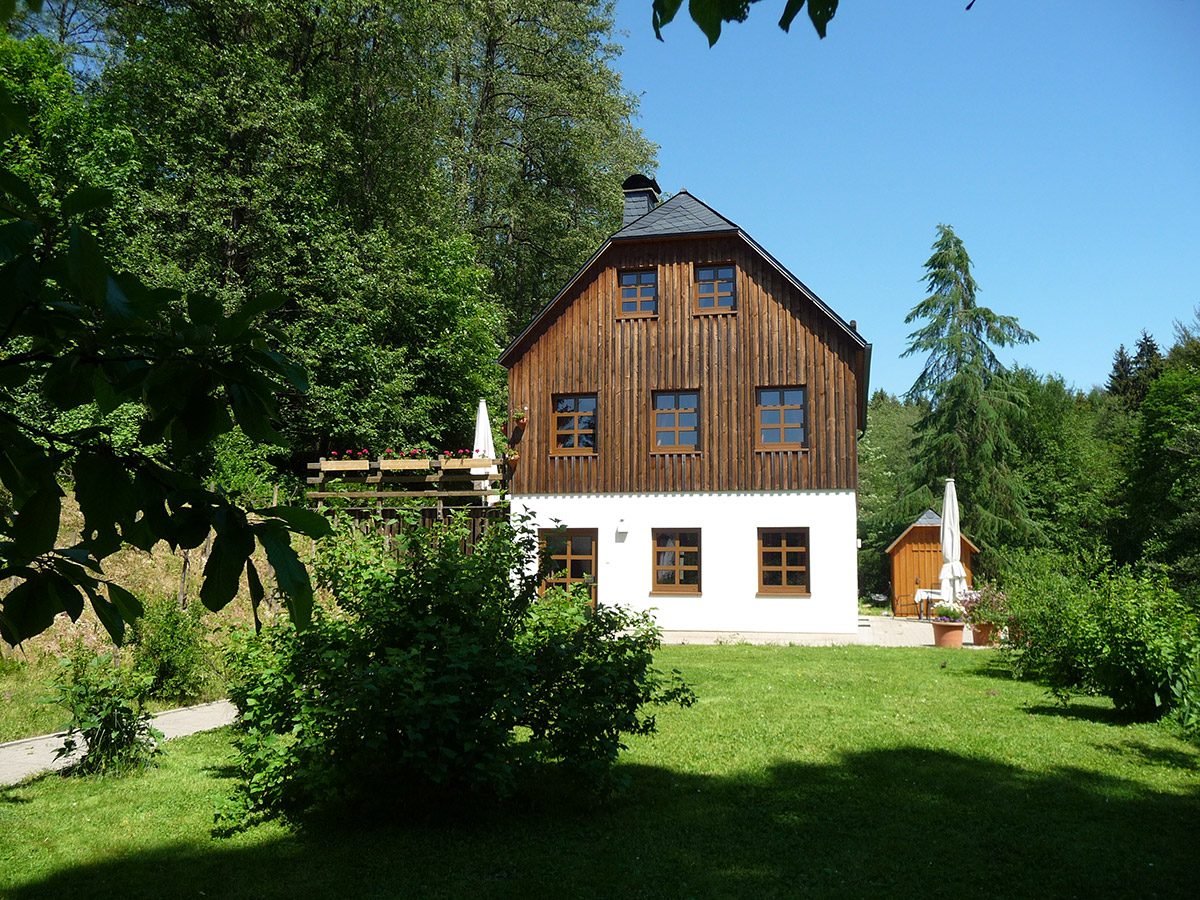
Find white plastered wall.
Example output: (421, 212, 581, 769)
(511, 491, 859, 634)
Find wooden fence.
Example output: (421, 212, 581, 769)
(306, 455, 509, 538)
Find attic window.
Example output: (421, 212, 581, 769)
(619, 269, 657, 316)
(695, 265, 735, 313)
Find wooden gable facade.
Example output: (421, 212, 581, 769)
(500, 194, 871, 498)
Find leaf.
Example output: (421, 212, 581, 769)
(61, 185, 113, 219)
(187, 292, 223, 328)
(0, 167, 37, 215)
(228, 383, 284, 445)
(86, 582, 127, 645)
(257, 525, 312, 630)
(652, 0, 685, 38)
(107, 583, 145, 625)
(67, 224, 109, 308)
(73, 452, 131, 556)
(778, 0, 806, 31)
(246, 559, 264, 633)
(0, 575, 64, 645)
(246, 349, 309, 393)
(200, 509, 255, 612)
(804, 0, 837, 37)
(104, 275, 134, 321)
(687, 0, 727, 46)
(240, 291, 288, 319)
(13, 487, 62, 561)
(259, 505, 332, 538)
(0, 219, 38, 262)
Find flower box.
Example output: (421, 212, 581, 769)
(322, 460, 370, 472)
(440, 458, 481, 470)
(379, 459, 432, 471)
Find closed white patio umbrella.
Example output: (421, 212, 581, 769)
(471, 399, 499, 504)
(938, 478, 969, 605)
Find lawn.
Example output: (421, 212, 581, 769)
(2, 645, 1198, 899)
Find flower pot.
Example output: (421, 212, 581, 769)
(932, 621, 965, 649)
(971, 623, 997, 647)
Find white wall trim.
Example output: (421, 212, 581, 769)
(512, 490, 859, 634)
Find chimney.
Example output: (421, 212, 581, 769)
(622, 174, 661, 226)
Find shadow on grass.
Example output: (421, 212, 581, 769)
(1024, 702, 1138, 726)
(7, 745, 1200, 900)
(1096, 739, 1199, 771)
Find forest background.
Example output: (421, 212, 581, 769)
(2, 0, 1198, 607)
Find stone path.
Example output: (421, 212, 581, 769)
(0, 699, 236, 787)
(662, 615, 984, 648)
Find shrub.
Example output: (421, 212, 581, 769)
(130, 594, 208, 702)
(1001, 551, 1197, 717)
(225, 512, 695, 823)
(53, 641, 160, 775)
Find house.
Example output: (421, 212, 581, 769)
(885, 509, 979, 618)
(498, 175, 872, 635)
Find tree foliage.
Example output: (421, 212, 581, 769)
(1, 12, 330, 646)
(225, 514, 695, 823)
(902, 224, 1038, 554)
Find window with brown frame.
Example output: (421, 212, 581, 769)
(695, 264, 736, 312)
(652, 391, 700, 450)
(757, 528, 810, 594)
(756, 387, 807, 449)
(618, 269, 658, 316)
(540, 528, 598, 605)
(552, 394, 597, 455)
(652, 529, 701, 593)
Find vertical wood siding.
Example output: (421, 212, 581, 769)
(888, 527, 977, 617)
(507, 236, 861, 495)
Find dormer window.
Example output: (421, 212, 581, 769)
(695, 265, 735, 313)
(619, 269, 657, 316)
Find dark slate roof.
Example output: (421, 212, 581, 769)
(914, 509, 942, 527)
(613, 190, 738, 240)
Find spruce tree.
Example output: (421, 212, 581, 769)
(902, 224, 1038, 552)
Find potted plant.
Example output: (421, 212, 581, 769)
(961, 584, 1007, 647)
(930, 600, 967, 648)
(511, 406, 529, 430)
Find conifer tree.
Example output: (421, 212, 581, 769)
(902, 224, 1038, 552)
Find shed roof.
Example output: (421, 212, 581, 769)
(885, 509, 981, 555)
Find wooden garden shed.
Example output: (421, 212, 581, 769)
(886, 509, 979, 617)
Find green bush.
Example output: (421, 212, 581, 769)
(53, 641, 160, 775)
(224, 513, 694, 823)
(130, 594, 208, 702)
(1001, 551, 1197, 717)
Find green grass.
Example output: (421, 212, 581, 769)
(0, 655, 70, 744)
(3, 645, 1199, 899)
(0, 653, 226, 745)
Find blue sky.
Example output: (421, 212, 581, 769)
(610, 0, 1200, 396)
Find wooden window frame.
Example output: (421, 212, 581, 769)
(757, 527, 810, 595)
(617, 268, 659, 318)
(550, 393, 598, 457)
(755, 386, 807, 451)
(651, 390, 701, 454)
(651, 528, 701, 594)
(539, 527, 598, 606)
(694, 263, 737, 315)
